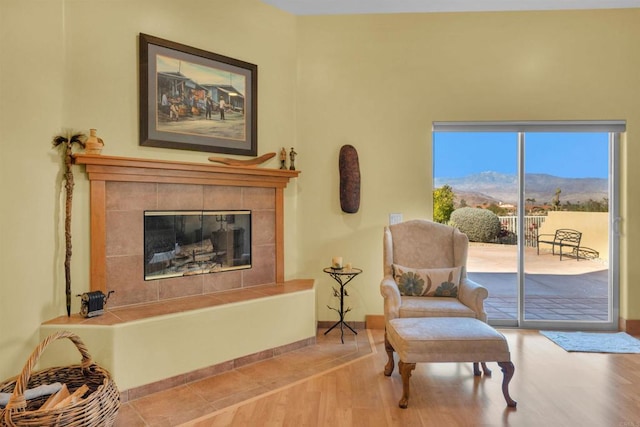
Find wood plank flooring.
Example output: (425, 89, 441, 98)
(116, 328, 640, 426)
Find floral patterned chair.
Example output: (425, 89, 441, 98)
(380, 219, 490, 372)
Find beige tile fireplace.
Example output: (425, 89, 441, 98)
(74, 153, 299, 308)
(105, 181, 277, 307)
(41, 154, 316, 393)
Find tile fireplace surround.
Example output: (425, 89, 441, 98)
(74, 153, 300, 308)
(41, 154, 316, 394)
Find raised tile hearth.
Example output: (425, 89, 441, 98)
(40, 155, 314, 393)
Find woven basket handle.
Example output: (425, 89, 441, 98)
(4, 331, 94, 412)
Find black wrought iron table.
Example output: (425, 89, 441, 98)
(323, 266, 363, 343)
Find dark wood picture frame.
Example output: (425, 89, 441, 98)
(139, 33, 257, 155)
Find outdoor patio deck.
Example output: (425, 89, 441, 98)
(467, 243, 609, 322)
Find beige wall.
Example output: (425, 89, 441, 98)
(0, 0, 298, 381)
(296, 10, 640, 325)
(2, 1, 640, 382)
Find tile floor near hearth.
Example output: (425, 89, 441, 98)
(115, 327, 373, 426)
(115, 326, 640, 426)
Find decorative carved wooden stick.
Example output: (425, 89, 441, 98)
(52, 132, 86, 317)
(208, 152, 275, 167)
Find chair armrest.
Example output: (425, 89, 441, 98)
(458, 277, 489, 322)
(380, 275, 401, 322)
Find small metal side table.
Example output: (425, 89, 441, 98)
(323, 267, 363, 343)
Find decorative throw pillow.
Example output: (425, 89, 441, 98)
(391, 264, 461, 297)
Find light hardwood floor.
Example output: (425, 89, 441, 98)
(117, 328, 640, 427)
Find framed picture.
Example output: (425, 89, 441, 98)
(139, 33, 257, 155)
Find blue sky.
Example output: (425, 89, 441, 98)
(433, 132, 609, 179)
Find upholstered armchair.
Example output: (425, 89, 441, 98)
(380, 219, 488, 324)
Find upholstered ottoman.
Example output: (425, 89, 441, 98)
(384, 317, 517, 409)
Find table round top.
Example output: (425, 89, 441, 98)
(323, 267, 363, 275)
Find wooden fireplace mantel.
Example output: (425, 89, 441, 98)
(73, 153, 300, 187)
(73, 153, 300, 294)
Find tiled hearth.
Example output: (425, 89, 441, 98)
(44, 280, 316, 400)
(44, 280, 314, 326)
(40, 155, 314, 394)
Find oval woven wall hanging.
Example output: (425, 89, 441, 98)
(339, 144, 361, 213)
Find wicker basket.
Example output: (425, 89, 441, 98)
(0, 331, 120, 426)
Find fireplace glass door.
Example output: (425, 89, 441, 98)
(144, 210, 251, 280)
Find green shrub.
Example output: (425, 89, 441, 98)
(433, 185, 455, 223)
(449, 207, 502, 243)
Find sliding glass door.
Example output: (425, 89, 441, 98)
(433, 132, 519, 322)
(521, 132, 614, 328)
(433, 121, 621, 330)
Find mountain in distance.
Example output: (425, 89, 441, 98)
(434, 171, 608, 206)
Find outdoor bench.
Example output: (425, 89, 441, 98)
(536, 228, 582, 261)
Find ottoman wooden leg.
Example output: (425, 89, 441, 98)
(498, 361, 517, 407)
(384, 332, 395, 376)
(473, 362, 492, 376)
(398, 361, 416, 409)
(482, 362, 492, 376)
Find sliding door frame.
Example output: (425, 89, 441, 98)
(433, 121, 623, 330)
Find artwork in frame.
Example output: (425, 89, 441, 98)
(139, 33, 257, 155)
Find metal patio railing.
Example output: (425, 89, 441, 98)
(498, 215, 546, 247)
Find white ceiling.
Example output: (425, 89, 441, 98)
(261, 0, 640, 15)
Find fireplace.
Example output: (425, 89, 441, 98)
(42, 154, 313, 395)
(72, 154, 300, 309)
(144, 210, 252, 280)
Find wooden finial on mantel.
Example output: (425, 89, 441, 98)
(208, 152, 276, 167)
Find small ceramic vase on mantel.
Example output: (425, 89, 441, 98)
(84, 128, 104, 154)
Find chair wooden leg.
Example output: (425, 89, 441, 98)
(384, 331, 395, 376)
(398, 361, 416, 409)
(498, 361, 517, 407)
